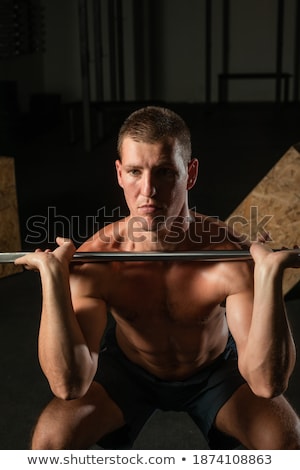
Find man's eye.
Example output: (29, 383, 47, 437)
(158, 168, 175, 177)
(128, 169, 140, 176)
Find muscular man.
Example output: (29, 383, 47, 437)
(16, 106, 300, 449)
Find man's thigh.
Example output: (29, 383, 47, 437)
(215, 383, 300, 449)
(32, 382, 126, 449)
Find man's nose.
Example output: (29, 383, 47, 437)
(141, 172, 156, 197)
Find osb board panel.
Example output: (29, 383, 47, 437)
(227, 144, 300, 295)
(0, 157, 22, 278)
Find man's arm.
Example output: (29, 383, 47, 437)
(15, 238, 107, 400)
(226, 242, 299, 398)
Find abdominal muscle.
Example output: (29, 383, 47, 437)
(112, 307, 229, 381)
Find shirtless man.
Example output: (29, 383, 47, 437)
(16, 106, 300, 450)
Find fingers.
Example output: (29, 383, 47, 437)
(250, 241, 273, 254)
(55, 237, 76, 258)
(14, 252, 45, 271)
(14, 238, 76, 271)
(56, 236, 73, 246)
(250, 242, 300, 270)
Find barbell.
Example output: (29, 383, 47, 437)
(0, 249, 299, 264)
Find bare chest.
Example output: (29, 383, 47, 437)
(104, 262, 225, 326)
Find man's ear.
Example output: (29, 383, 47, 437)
(115, 159, 124, 188)
(187, 158, 199, 190)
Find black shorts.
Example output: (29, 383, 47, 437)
(95, 328, 246, 449)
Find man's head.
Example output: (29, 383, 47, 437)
(117, 106, 192, 166)
(116, 106, 198, 236)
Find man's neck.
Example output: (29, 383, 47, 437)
(126, 210, 194, 252)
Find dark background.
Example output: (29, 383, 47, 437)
(0, 0, 300, 449)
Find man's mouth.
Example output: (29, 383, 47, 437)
(138, 204, 163, 214)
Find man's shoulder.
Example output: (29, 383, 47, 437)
(189, 211, 248, 250)
(78, 218, 128, 252)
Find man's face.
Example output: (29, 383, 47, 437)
(115, 137, 197, 232)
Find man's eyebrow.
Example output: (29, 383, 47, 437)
(153, 156, 178, 167)
(123, 159, 174, 167)
(123, 164, 143, 169)
(156, 159, 174, 165)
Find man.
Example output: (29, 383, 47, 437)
(16, 106, 300, 450)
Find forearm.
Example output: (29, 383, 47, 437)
(241, 264, 296, 397)
(38, 263, 96, 399)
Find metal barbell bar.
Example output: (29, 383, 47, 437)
(1, 249, 299, 264)
(0, 250, 263, 263)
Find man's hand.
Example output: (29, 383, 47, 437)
(14, 237, 76, 272)
(250, 241, 300, 270)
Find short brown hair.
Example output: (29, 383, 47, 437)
(117, 106, 192, 164)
